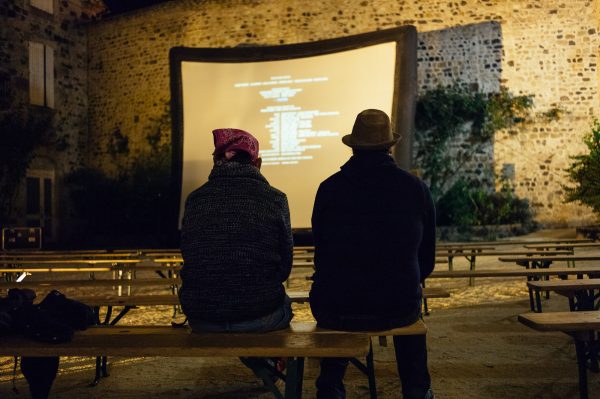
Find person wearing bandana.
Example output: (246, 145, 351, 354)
(179, 128, 293, 381)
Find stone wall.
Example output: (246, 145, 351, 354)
(86, 0, 600, 225)
(0, 0, 103, 240)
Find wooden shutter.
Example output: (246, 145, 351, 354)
(45, 45, 54, 108)
(29, 41, 45, 106)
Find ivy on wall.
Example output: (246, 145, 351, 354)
(414, 86, 534, 201)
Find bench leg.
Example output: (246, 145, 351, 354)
(422, 282, 429, 316)
(90, 357, 102, 387)
(284, 357, 304, 399)
(575, 339, 590, 399)
(468, 256, 476, 287)
(527, 277, 536, 312)
(366, 341, 377, 399)
(533, 289, 542, 313)
(349, 341, 377, 399)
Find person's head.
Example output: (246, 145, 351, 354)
(342, 109, 400, 152)
(212, 128, 262, 169)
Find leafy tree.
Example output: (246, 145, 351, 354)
(65, 102, 173, 247)
(564, 119, 600, 218)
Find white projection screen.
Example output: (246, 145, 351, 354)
(169, 27, 418, 234)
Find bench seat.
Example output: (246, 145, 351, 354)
(0, 322, 373, 358)
(0, 320, 426, 399)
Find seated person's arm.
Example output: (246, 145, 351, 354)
(419, 182, 436, 281)
(278, 195, 293, 282)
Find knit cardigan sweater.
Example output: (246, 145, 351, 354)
(179, 162, 293, 322)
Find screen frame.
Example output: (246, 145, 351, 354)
(168, 26, 417, 240)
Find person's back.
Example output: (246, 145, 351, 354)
(310, 150, 435, 329)
(309, 110, 435, 399)
(180, 161, 292, 322)
(179, 128, 293, 327)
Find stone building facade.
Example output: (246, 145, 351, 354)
(1, 0, 103, 243)
(3, 0, 599, 242)
(84, 0, 600, 226)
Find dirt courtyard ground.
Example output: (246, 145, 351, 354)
(1, 229, 600, 398)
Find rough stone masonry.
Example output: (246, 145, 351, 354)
(43, 0, 598, 226)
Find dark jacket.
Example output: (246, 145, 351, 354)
(309, 152, 436, 330)
(179, 162, 293, 322)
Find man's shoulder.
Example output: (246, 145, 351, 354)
(394, 167, 425, 186)
(319, 170, 345, 188)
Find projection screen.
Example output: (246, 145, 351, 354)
(169, 27, 417, 232)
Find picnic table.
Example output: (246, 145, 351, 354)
(430, 267, 600, 311)
(519, 311, 600, 399)
(527, 278, 600, 313)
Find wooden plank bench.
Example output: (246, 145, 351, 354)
(0, 320, 427, 399)
(524, 242, 600, 251)
(0, 278, 182, 296)
(438, 238, 593, 249)
(518, 311, 600, 399)
(439, 250, 572, 276)
(499, 255, 600, 269)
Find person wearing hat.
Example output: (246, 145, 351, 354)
(178, 128, 293, 382)
(309, 109, 435, 399)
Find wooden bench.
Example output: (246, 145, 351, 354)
(0, 320, 427, 399)
(438, 238, 593, 249)
(518, 311, 600, 399)
(499, 255, 600, 269)
(0, 259, 143, 282)
(527, 278, 600, 312)
(438, 250, 572, 275)
(524, 242, 600, 251)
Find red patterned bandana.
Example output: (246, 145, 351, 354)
(212, 128, 260, 163)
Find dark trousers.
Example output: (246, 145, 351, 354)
(20, 357, 60, 399)
(315, 322, 430, 399)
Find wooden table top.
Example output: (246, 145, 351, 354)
(0, 267, 114, 273)
(524, 242, 600, 250)
(430, 267, 600, 278)
(0, 259, 141, 265)
(499, 255, 600, 263)
(48, 291, 310, 306)
(438, 238, 593, 248)
(0, 278, 182, 289)
(518, 311, 600, 332)
(0, 253, 139, 260)
(527, 278, 600, 291)
(440, 250, 573, 257)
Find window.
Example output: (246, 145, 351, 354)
(30, 0, 53, 14)
(29, 41, 54, 108)
(26, 170, 55, 241)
